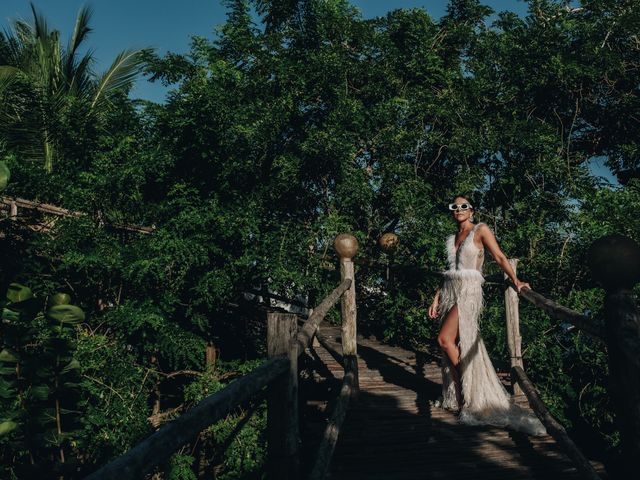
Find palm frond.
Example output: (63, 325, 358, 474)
(68, 50, 94, 95)
(0, 30, 21, 65)
(64, 5, 93, 81)
(30, 2, 50, 46)
(91, 48, 147, 109)
(13, 20, 33, 49)
(0, 65, 21, 86)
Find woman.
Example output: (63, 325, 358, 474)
(428, 195, 545, 436)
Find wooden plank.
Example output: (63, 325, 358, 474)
(302, 326, 607, 480)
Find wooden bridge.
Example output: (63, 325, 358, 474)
(303, 324, 604, 479)
(86, 233, 640, 480)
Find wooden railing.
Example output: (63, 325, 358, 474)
(497, 234, 640, 479)
(85, 234, 361, 480)
(0, 196, 154, 234)
(500, 262, 602, 480)
(388, 233, 638, 477)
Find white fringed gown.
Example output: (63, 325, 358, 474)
(438, 222, 546, 436)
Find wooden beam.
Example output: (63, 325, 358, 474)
(334, 234, 360, 400)
(308, 366, 356, 480)
(295, 279, 351, 354)
(267, 312, 300, 480)
(511, 366, 602, 480)
(513, 284, 604, 339)
(602, 290, 640, 476)
(0, 196, 154, 234)
(504, 259, 524, 397)
(340, 257, 359, 397)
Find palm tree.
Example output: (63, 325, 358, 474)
(0, 3, 148, 172)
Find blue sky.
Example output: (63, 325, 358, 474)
(0, 1, 616, 183)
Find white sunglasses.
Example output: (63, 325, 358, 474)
(448, 203, 473, 211)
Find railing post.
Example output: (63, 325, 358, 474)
(504, 258, 524, 398)
(334, 234, 359, 398)
(266, 311, 299, 480)
(588, 235, 640, 477)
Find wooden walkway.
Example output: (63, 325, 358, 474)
(301, 325, 607, 480)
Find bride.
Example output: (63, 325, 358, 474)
(428, 194, 546, 436)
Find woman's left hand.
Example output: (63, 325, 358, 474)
(515, 280, 531, 293)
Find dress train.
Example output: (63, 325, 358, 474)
(437, 224, 546, 436)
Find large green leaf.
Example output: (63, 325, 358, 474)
(0, 421, 18, 436)
(0, 349, 19, 363)
(61, 358, 80, 375)
(48, 292, 71, 307)
(6, 283, 33, 304)
(46, 304, 85, 325)
(27, 385, 50, 401)
(1, 308, 20, 322)
(0, 378, 16, 398)
(0, 161, 10, 192)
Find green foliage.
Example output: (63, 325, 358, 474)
(179, 361, 267, 479)
(210, 407, 266, 480)
(165, 454, 197, 480)
(1, 0, 639, 477)
(0, 4, 148, 172)
(0, 160, 10, 191)
(0, 285, 85, 479)
(74, 329, 154, 467)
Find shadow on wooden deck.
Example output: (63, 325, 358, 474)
(299, 326, 607, 480)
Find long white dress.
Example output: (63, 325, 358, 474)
(438, 222, 546, 436)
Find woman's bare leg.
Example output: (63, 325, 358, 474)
(438, 305, 463, 408)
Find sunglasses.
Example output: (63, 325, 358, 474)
(448, 203, 473, 211)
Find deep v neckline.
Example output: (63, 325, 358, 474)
(454, 228, 475, 253)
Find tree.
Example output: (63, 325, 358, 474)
(0, 3, 148, 172)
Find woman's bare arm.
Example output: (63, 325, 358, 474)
(477, 224, 530, 292)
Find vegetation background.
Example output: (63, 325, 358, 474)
(1, 0, 638, 478)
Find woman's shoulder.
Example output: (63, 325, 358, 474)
(473, 222, 493, 235)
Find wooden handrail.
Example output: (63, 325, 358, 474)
(86, 233, 360, 480)
(502, 281, 605, 339)
(1, 196, 154, 234)
(308, 365, 357, 480)
(401, 264, 603, 340)
(86, 279, 352, 480)
(85, 356, 289, 479)
(511, 366, 602, 480)
(295, 279, 352, 354)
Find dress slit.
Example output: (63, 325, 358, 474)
(436, 223, 546, 436)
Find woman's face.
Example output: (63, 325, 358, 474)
(451, 196, 473, 223)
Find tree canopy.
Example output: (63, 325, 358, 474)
(1, 1, 638, 478)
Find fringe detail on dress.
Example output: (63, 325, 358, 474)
(437, 268, 546, 436)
